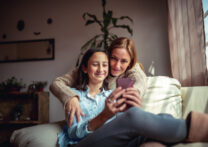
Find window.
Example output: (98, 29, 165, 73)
(202, 0, 208, 69)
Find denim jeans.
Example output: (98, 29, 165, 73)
(75, 107, 187, 147)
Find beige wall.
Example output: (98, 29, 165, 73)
(0, 0, 171, 122)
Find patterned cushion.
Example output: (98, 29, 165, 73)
(142, 76, 182, 118)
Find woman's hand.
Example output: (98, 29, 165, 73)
(65, 96, 84, 127)
(123, 87, 142, 108)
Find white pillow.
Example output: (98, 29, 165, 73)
(10, 121, 64, 147)
(142, 76, 182, 118)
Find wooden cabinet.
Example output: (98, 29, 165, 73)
(0, 92, 49, 145)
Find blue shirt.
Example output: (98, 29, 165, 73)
(58, 86, 113, 147)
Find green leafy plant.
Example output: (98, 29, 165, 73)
(77, 0, 133, 66)
(0, 77, 26, 93)
(27, 81, 47, 92)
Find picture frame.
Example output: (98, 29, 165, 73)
(0, 38, 55, 63)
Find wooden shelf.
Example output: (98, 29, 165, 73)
(0, 92, 49, 144)
(0, 120, 41, 125)
(0, 92, 49, 123)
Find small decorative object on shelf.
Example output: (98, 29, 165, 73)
(24, 117, 31, 121)
(0, 77, 26, 93)
(2, 33, 7, 39)
(0, 112, 3, 120)
(10, 104, 24, 121)
(27, 81, 47, 92)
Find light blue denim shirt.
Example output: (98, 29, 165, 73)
(58, 86, 113, 147)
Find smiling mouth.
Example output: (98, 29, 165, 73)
(112, 69, 120, 72)
(95, 73, 105, 76)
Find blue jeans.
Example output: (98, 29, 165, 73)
(75, 107, 187, 147)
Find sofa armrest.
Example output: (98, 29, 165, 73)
(10, 121, 65, 147)
(180, 86, 208, 119)
(174, 87, 208, 147)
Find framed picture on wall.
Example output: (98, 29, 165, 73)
(0, 38, 55, 63)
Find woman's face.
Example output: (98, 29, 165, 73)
(110, 48, 131, 77)
(83, 52, 109, 84)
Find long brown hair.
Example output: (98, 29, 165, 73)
(108, 37, 138, 70)
(76, 48, 109, 91)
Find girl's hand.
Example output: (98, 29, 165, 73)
(65, 96, 84, 127)
(102, 87, 126, 120)
(123, 87, 142, 108)
(88, 87, 126, 131)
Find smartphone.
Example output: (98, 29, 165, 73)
(116, 78, 134, 109)
(116, 78, 134, 89)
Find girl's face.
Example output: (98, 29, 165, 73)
(83, 52, 109, 84)
(110, 48, 131, 77)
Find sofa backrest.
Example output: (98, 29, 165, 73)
(180, 86, 208, 119)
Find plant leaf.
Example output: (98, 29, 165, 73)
(102, 0, 106, 8)
(82, 13, 87, 20)
(107, 10, 113, 17)
(91, 38, 97, 48)
(106, 34, 118, 47)
(109, 34, 118, 41)
(81, 39, 94, 51)
(97, 40, 104, 48)
(113, 25, 133, 36)
(119, 16, 133, 23)
(83, 13, 103, 28)
(81, 35, 101, 51)
(85, 20, 95, 26)
(103, 10, 113, 29)
(112, 18, 117, 26)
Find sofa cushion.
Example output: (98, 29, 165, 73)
(180, 86, 208, 119)
(142, 76, 182, 118)
(10, 121, 64, 147)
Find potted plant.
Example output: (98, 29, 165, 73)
(77, 0, 133, 66)
(28, 81, 47, 92)
(0, 77, 26, 93)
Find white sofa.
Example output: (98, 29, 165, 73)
(174, 86, 208, 147)
(10, 77, 208, 147)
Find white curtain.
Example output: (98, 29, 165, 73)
(168, 0, 208, 86)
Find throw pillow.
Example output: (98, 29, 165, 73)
(142, 76, 182, 118)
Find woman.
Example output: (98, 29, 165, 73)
(50, 37, 146, 127)
(57, 48, 206, 147)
